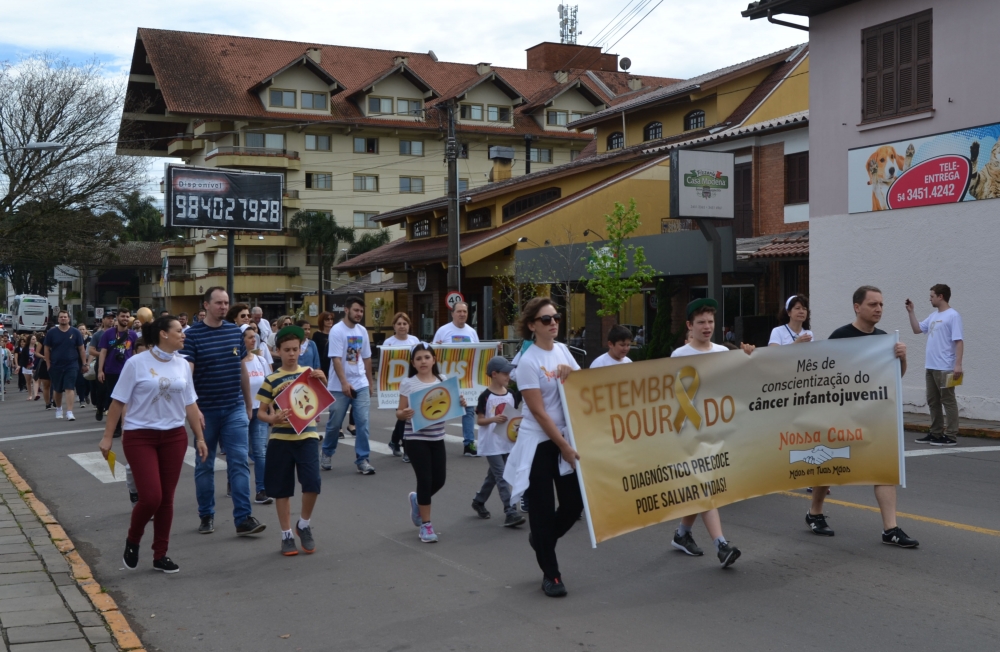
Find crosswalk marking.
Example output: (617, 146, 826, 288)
(67, 453, 128, 483)
(381, 428, 465, 446)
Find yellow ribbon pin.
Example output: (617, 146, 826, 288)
(673, 365, 702, 432)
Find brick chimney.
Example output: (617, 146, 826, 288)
(526, 42, 619, 72)
(306, 47, 321, 64)
(476, 62, 492, 75)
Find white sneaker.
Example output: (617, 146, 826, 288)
(66, 411, 75, 421)
(55, 408, 64, 419)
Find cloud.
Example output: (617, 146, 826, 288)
(1, 0, 805, 79)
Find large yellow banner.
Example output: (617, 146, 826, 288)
(560, 336, 904, 545)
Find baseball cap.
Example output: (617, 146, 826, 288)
(486, 355, 515, 376)
(686, 297, 719, 319)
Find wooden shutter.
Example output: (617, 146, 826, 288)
(896, 19, 915, 112)
(862, 29, 880, 120)
(880, 26, 897, 116)
(915, 14, 933, 108)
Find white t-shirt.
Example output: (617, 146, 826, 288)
(590, 352, 632, 368)
(383, 334, 420, 348)
(256, 318, 273, 343)
(671, 342, 729, 357)
(399, 374, 449, 440)
(476, 389, 518, 456)
(433, 323, 479, 344)
(768, 324, 815, 346)
(919, 308, 964, 370)
(241, 324, 273, 366)
(516, 342, 580, 434)
(245, 354, 270, 410)
(327, 320, 371, 392)
(111, 351, 198, 430)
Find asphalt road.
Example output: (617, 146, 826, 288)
(0, 391, 998, 652)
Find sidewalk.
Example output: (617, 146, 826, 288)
(903, 412, 1000, 439)
(0, 453, 144, 652)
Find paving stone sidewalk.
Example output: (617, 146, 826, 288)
(0, 454, 142, 652)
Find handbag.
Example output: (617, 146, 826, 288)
(83, 359, 97, 381)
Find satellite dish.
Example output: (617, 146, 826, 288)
(620, 57, 632, 72)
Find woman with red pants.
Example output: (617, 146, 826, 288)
(99, 315, 207, 573)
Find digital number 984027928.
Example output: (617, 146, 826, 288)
(174, 196, 281, 223)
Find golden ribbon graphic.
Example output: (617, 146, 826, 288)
(673, 365, 702, 432)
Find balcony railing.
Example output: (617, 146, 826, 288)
(284, 189, 299, 199)
(206, 146, 300, 160)
(167, 271, 196, 281)
(207, 266, 300, 277)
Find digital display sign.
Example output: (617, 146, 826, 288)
(165, 165, 284, 231)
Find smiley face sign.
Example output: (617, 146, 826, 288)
(420, 386, 452, 421)
(274, 371, 336, 435)
(290, 384, 318, 420)
(506, 416, 522, 442)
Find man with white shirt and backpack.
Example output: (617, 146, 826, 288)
(906, 284, 964, 447)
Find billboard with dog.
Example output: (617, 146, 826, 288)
(848, 121, 1000, 213)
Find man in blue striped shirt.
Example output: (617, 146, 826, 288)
(181, 287, 266, 537)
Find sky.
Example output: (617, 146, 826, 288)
(0, 1, 807, 201)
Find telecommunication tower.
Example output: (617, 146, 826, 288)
(558, 5, 579, 44)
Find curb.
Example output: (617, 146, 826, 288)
(0, 452, 146, 652)
(903, 421, 1000, 439)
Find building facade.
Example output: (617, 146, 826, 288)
(745, 0, 999, 419)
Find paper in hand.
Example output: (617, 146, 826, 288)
(106, 451, 116, 476)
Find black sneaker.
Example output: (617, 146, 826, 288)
(914, 433, 936, 444)
(542, 576, 567, 597)
(388, 441, 403, 457)
(122, 540, 139, 570)
(95, 409, 104, 421)
(671, 531, 704, 556)
(45, 402, 52, 410)
(236, 516, 266, 536)
(153, 556, 179, 573)
(254, 491, 273, 505)
(463, 443, 477, 457)
(806, 512, 835, 536)
(471, 500, 491, 519)
(718, 542, 741, 568)
(295, 523, 315, 553)
(198, 515, 214, 534)
(882, 527, 919, 548)
(931, 436, 957, 447)
(226, 481, 231, 497)
(129, 492, 139, 506)
(503, 512, 526, 528)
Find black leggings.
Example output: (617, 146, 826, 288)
(404, 439, 446, 506)
(526, 440, 584, 581)
(391, 419, 405, 447)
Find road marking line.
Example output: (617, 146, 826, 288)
(336, 436, 393, 456)
(68, 452, 127, 483)
(777, 491, 1000, 537)
(905, 446, 1000, 457)
(185, 448, 227, 470)
(0, 427, 104, 443)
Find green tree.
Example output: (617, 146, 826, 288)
(290, 211, 354, 309)
(643, 278, 680, 360)
(338, 229, 390, 263)
(111, 192, 177, 242)
(585, 199, 656, 317)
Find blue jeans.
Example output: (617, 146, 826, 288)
(195, 405, 252, 524)
(248, 408, 268, 493)
(323, 389, 370, 466)
(462, 406, 476, 446)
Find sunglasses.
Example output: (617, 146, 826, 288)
(534, 313, 562, 326)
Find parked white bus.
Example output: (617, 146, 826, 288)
(8, 295, 49, 333)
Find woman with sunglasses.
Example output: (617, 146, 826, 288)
(503, 297, 582, 598)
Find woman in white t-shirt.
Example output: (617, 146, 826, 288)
(242, 324, 273, 505)
(501, 297, 582, 598)
(99, 315, 207, 575)
(385, 312, 421, 460)
(769, 295, 814, 347)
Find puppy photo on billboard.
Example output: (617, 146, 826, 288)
(866, 143, 915, 210)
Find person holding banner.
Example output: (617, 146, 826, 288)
(433, 302, 479, 456)
(503, 297, 582, 598)
(396, 343, 466, 543)
(768, 295, 814, 346)
(806, 285, 918, 547)
(385, 313, 421, 461)
(670, 298, 748, 568)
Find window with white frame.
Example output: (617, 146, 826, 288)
(460, 104, 484, 120)
(368, 96, 393, 114)
(269, 90, 295, 108)
(301, 92, 327, 110)
(399, 140, 424, 156)
(397, 98, 422, 117)
(305, 134, 331, 151)
(353, 211, 379, 228)
(353, 175, 378, 192)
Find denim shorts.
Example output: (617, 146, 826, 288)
(48, 365, 79, 393)
(264, 438, 321, 498)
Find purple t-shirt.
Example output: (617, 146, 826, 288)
(98, 328, 138, 375)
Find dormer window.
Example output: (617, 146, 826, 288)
(487, 106, 511, 122)
(301, 92, 327, 110)
(368, 97, 393, 115)
(397, 99, 422, 117)
(684, 110, 706, 130)
(460, 104, 484, 120)
(607, 132, 624, 150)
(546, 110, 568, 126)
(269, 90, 296, 108)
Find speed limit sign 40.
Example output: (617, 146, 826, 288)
(446, 291, 465, 311)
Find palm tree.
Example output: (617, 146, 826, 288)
(289, 211, 354, 311)
(338, 229, 390, 264)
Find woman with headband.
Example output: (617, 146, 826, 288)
(769, 295, 814, 347)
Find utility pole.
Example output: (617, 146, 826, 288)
(524, 134, 532, 175)
(446, 100, 460, 292)
(227, 234, 235, 300)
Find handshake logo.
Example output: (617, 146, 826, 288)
(789, 446, 851, 466)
